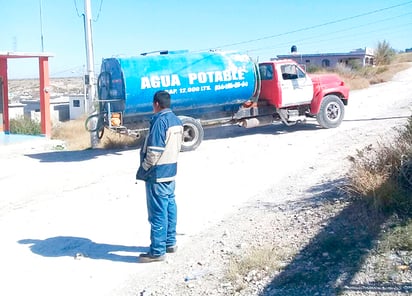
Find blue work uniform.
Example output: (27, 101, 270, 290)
(136, 108, 183, 256)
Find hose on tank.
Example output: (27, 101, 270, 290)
(85, 112, 105, 139)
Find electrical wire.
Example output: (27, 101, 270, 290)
(208, 1, 412, 50)
(73, 0, 82, 17)
(73, 0, 104, 21)
(251, 24, 412, 58)
(93, 0, 104, 22)
(247, 13, 412, 55)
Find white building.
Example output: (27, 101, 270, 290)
(277, 47, 375, 69)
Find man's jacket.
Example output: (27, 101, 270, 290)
(136, 108, 183, 183)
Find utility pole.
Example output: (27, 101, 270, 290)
(83, 0, 99, 148)
(39, 0, 44, 52)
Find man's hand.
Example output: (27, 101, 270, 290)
(136, 166, 150, 181)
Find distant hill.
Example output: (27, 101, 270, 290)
(8, 77, 84, 102)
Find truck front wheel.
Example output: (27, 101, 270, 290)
(316, 95, 345, 128)
(179, 116, 204, 152)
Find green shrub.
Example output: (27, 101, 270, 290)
(306, 64, 322, 73)
(375, 40, 396, 66)
(375, 66, 389, 75)
(348, 59, 362, 71)
(381, 220, 412, 251)
(356, 66, 378, 79)
(10, 116, 41, 135)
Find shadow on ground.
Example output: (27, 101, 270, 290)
(258, 180, 412, 295)
(18, 236, 148, 263)
(22, 122, 321, 163)
(25, 148, 127, 163)
(343, 115, 410, 123)
(21, 115, 409, 163)
(203, 120, 321, 141)
(201, 114, 410, 142)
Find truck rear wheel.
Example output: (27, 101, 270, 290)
(179, 116, 204, 152)
(316, 95, 345, 128)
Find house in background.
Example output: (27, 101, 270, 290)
(276, 46, 375, 69)
(20, 94, 85, 125)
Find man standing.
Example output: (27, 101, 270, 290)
(136, 90, 183, 263)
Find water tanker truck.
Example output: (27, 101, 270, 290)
(87, 50, 349, 151)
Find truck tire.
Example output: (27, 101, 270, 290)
(316, 95, 345, 128)
(179, 116, 204, 152)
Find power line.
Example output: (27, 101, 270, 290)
(251, 22, 412, 58)
(93, 0, 104, 22)
(39, 0, 44, 52)
(73, 0, 104, 21)
(210, 0, 412, 50)
(73, 0, 82, 17)
(296, 22, 412, 50)
(247, 12, 412, 54)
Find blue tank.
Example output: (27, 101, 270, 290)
(97, 50, 258, 124)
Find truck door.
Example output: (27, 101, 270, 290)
(278, 64, 313, 107)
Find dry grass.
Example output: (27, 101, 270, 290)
(99, 128, 142, 150)
(226, 246, 284, 280)
(52, 116, 141, 151)
(394, 52, 412, 63)
(333, 52, 412, 90)
(226, 245, 293, 292)
(52, 116, 91, 150)
(341, 76, 370, 91)
(370, 63, 410, 84)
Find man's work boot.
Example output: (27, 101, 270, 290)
(138, 253, 165, 263)
(166, 245, 178, 253)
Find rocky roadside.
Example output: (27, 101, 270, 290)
(116, 168, 411, 296)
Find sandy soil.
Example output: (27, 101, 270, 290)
(0, 65, 411, 296)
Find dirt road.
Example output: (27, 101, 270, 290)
(1, 65, 411, 296)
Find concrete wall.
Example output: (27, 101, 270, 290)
(19, 95, 87, 125)
(21, 97, 70, 125)
(69, 96, 86, 120)
(8, 103, 25, 119)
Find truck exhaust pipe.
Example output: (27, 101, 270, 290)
(240, 115, 274, 128)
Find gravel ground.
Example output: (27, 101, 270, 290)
(1, 64, 411, 296)
(114, 66, 412, 296)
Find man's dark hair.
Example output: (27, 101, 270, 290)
(153, 90, 171, 108)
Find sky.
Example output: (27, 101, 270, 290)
(1, 0, 411, 78)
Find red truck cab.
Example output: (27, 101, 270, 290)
(257, 59, 349, 128)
